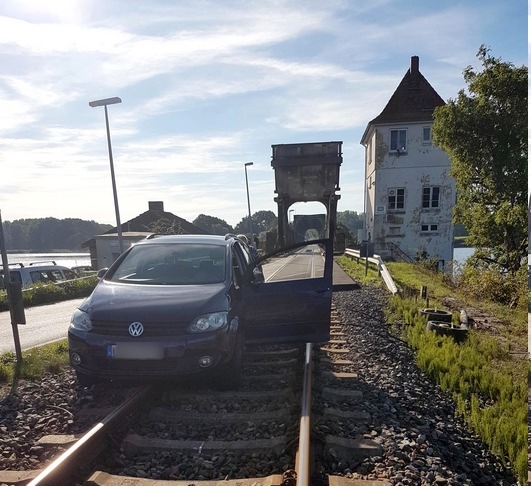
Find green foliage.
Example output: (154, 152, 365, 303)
(147, 217, 187, 235)
(234, 210, 277, 236)
(432, 46, 528, 276)
(2, 217, 112, 251)
(389, 296, 527, 484)
(336, 210, 364, 242)
(455, 260, 527, 308)
(193, 214, 234, 235)
(0, 277, 98, 312)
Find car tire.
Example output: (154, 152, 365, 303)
(217, 333, 243, 390)
(420, 308, 453, 322)
(426, 320, 468, 343)
(75, 371, 98, 387)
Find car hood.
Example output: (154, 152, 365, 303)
(81, 280, 229, 323)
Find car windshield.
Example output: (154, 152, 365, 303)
(108, 243, 226, 285)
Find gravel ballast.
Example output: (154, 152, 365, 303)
(0, 286, 521, 485)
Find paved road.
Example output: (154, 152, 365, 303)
(0, 299, 85, 354)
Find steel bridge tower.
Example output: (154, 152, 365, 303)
(271, 141, 342, 248)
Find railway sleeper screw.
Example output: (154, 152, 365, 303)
(281, 469, 297, 486)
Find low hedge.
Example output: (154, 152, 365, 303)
(0, 277, 98, 312)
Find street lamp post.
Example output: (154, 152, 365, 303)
(89, 97, 124, 254)
(244, 162, 253, 239)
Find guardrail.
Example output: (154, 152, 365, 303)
(344, 248, 398, 294)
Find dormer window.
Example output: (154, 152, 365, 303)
(390, 129, 407, 155)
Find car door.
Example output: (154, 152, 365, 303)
(240, 238, 333, 344)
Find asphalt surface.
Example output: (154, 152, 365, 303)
(0, 299, 85, 354)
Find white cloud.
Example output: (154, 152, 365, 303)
(0, 0, 526, 226)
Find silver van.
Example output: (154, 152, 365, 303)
(0, 261, 79, 289)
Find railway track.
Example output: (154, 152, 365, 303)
(0, 287, 519, 485)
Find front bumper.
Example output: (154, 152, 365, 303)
(68, 324, 236, 380)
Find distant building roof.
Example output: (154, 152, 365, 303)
(104, 201, 208, 236)
(81, 201, 208, 249)
(361, 56, 445, 144)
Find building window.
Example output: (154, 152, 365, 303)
(390, 129, 407, 154)
(388, 188, 405, 210)
(421, 224, 438, 232)
(422, 186, 439, 208)
(422, 127, 431, 144)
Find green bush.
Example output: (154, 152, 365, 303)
(0, 277, 98, 312)
(455, 262, 527, 309)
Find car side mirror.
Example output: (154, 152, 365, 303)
(252, 266, 264, 283)
(97, 268, 108, 279)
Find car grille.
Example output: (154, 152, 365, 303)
(91, 320, 187, 337)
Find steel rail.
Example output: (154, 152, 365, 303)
(295, 342, 313, 486)
(27, 384, 153, 486)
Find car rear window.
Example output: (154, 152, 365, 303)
(109, 243, 226, 285)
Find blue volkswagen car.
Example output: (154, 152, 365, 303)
(68, 234, 332, 386)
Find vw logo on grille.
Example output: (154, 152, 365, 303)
(128, 322, 144, 337)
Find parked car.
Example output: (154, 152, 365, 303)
(0, 261, 79, 289)
(68, 234, 333, 387)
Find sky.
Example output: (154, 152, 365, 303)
(0, 0, 527, 229)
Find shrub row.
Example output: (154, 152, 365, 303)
(0, 277, 98, 312)
(388, 296, 527, 485)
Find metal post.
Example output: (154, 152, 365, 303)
(0, 210, 23, 362)
(244, 162, 253, 239)
(89, 97, 124, 254)
(103, 105, 124, 254)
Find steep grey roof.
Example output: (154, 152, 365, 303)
(104, 208, 207, 235)
(361, 56, 445, 143)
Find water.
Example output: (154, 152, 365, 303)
(2, 248, 475, 273)
(5, 252, 91, 269)
(453, 247, 474, 267)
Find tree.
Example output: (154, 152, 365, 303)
(193, 214, 233, 235)
(147, 217, 186, 235)
(234, 210, 277, 235)
(3, 218, 112, 250)
(432, 46, 528, 276)
(337, 210, 364, 236)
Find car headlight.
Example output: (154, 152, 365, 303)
(70, 309, 93, 331)
(188, 312, 228, 332)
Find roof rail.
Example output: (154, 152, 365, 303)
(28, 260, 57, 266)
(145, 233, 159, 239)
(224, 233, 236, 240)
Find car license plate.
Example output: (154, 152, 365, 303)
(107, 342, 164, 360)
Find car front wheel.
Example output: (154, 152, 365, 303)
(216, 333, 243, 390)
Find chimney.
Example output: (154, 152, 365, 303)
(149, 201, 164, 211)
(410, 56, 419, 75)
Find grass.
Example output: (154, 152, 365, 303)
(0, 277, 97, 388)
(337, 255, 527, 485)
(0, 340, 70, 385)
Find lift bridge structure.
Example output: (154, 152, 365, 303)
(271, 141, 343, 249)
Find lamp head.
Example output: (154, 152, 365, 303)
(89, 97, 122, 107)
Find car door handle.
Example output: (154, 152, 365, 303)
(315, 287, 330, 294)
